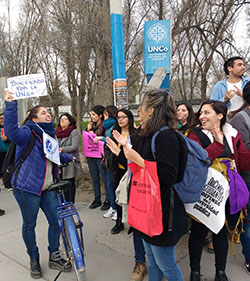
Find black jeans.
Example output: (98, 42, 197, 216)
(189, 219, 228, 272)
(63, 178, 76, 204)
(0, 151, 7, 178)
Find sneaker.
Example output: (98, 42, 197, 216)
(244, 261, 250, 275)
(190, 271, 203, 281)
(100, 200, 110, 211)
(30, 258, 42, 279)
(0, 209, 5, 216)
(89, 200, 102, 209)
(112, 211, 117, 221)
(207, 246, 214, 254)
(49, 251, 72, 272)
(103, 207, 116, 218)
(214, 271, 229, 281)
(130, 262, 147, 281)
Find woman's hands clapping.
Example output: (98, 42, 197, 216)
(111, 130, 145, 168)
(112, 130, 128, 146)
(106, 137, 121, 156)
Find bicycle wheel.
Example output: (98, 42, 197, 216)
(64, 217, 86, 281)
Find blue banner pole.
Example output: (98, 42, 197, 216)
(110, 0, 128, 108)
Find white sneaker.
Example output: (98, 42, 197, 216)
(103, 207, 115, 218)
(112, 211, 117, 221)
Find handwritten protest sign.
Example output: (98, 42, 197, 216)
(82, 131, 104, 158)
(7, 73, 48, 100)
(184, 167, 229, 234)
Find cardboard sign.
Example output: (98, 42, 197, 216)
(185, 168, 230, 234)
(82, 131, 104, 158)
(7, 73, 48, 100)
(43, 132, 60, 165)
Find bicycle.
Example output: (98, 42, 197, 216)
(48, 164, 86, 281)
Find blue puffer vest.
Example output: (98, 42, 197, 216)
(4, 101, 72, 196)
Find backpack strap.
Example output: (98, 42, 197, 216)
(168, 186, 175, 232)
(191, 128, 211, 148)
(238, 111, 250, 131)
(151, 125, 175, 232)
(13, 133, 36, 193)
(151, 125, 169, 159)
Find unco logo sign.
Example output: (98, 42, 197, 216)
(148, 46, 168, 53)
(147, 23, 168, 53)
(148, 23, 167, 42)
(46, 139, 53, 153)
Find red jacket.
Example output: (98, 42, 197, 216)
(188, 128, 250, 172)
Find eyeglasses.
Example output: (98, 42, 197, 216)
(60, 117, 69, 121)
(117, 116, 128, 120)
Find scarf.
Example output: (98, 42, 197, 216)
(92, 121, 103, 136)
(25, 120, 56, 139)
(103, 117, 116, 129)
(56, 125, 75, 139)
(202, 123, 237, 156)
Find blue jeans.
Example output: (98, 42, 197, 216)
(133, 233, 146, 263)
(143, 240, 183, 281)
(14, 189, 60, 260)
(87, 158, 108, 202)
(105, 169, 116, 210)
(241, 182, 250, 261)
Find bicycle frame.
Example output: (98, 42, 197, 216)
(56, 190, 85, 274)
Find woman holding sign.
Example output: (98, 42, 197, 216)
(4, 90, 74, 279)
(85, 105, 110, 210)
(187, 100, 250, 281)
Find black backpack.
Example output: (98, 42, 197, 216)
(2, 133, 36, 189)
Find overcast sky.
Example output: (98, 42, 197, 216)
(0, 1, 249, 50)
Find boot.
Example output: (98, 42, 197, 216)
(214, 271, 229, 281)
(190, 271, 203, 281)
(30, 257, 42, 279)
(111, 218, 124, 234)
(49, 251, 72, 272)
(130, 262, 147, 281)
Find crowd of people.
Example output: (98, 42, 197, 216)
(0, 56, 250, 281)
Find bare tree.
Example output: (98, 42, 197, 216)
(1, 0, 249, 125)
(171, 0, 246, 101)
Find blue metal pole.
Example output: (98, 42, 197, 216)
(110, 0, 128, 108)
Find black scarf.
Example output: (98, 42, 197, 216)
(25, 120, 56, 139)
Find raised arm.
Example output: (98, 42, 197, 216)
(4, 91, 31, 146)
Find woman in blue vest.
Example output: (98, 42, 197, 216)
(4, 90, 73, 279)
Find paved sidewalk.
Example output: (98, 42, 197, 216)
(0, 187, 249, 281)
